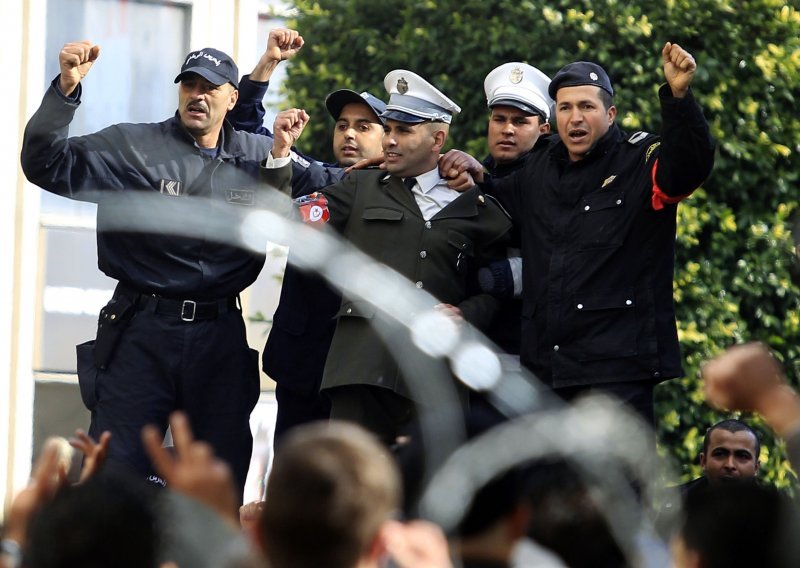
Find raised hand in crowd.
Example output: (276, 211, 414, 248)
(703, 342, 800, 438)
(2, 439, 68, 550)
(662, 41, 696, 98)
(270, 108, 310, 158)
(142, 412, 239, 527)
(58, 40, 100, 96)
(69, 429, 111, 484)
(250, 27, 304, 82)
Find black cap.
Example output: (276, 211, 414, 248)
(325, 89, 386, 123)
(548, 61, 613, 99)
(174, 48, 239, 89)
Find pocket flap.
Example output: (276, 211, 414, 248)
(581, 192, 624, 213)
(362, 207, 404, 221)
(447, 230, 475, 255)
(574, 290, 635, 311)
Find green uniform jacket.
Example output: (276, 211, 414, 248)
(263, 164, 512, 401)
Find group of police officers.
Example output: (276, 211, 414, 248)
(21, 28, 715, 496)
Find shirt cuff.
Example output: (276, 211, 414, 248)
(265, 152, 291, 169)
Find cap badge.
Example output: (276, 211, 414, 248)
(509, 68, 523, 84)
(589, 72, 599, 81)
(397, 77, 409, 94)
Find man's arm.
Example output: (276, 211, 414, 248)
(20, 41, 125, 199)
(227, 28, 304, 136)
(650, 42, 717, 206)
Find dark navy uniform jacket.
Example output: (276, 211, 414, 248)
(228, 75, 345, 395)
(487, 86, 716, 388)
(21, 78, 287, 300)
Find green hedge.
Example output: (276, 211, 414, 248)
(282, 0, 800, 488)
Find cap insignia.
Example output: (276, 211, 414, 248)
(589, 72, 599, 81)
(509, 68, 523, 84)
(397, 77, 409, 94)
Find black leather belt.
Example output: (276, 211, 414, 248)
(116, 284, 239, 322)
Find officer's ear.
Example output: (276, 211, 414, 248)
(227, 87, 239, 112)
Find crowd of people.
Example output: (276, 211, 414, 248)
(3, 26, 799, 568)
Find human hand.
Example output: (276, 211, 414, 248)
(383, 520, 453, 568)
(662, 42, 696, 98)
(271, 108, 310, 159)
(3, 439, 69, 545)
(69, 429, 111, 484)
(344, 155, 385, 174)
(438, 150, 485, 188)
(250, 28, 305, 82)
(434, 303, 464, 323)
(142, 412, 239, 527)
(703, 342, 800, 437)
(239, 500, 264, 542)
(58, 40, 100, 97)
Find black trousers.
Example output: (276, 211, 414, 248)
(77, 297, 260, 499)
(554, 381, 657, 427)
(273, 383, 331, 448)
(327, 385, 416, 446)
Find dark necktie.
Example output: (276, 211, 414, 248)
(403, 177, 417, 191)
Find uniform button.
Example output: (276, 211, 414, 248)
(425, 221, 432, 229)
(553, 345, 559, 352)
(110, 314, 117, 321)
(616, 199, 622, 205)
(420, 250, 427, 259)
(415, 281, 424, 289)
(584, 205, 590, 211)
(626, 299, 633, 306)
(577, 304, 584, 310)
(346, 308, 352, 314)
(653, 371, 661, 379)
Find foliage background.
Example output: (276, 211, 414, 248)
(280, 0, 800, 487)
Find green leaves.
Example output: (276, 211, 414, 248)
(286, 0, 800, 490)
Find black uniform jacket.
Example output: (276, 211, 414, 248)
(488, 86, 716, 388)
(262, 164, 512, 400)
(21, 79, 283, 300)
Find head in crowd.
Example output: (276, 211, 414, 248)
(325, 89, 386, 167)
(700, 418, 760, 484)
(450, 399, 532, 566)
(174, 48, 240, 146)
(484, 62, 553, 165)
(380, 70, 460, 178)
(672, 482, 800, 568)
(25, 475, 159, 568)
(525, 460, 627, 568)
(548, 61, 616, 161)
(258, 421, 401, 568)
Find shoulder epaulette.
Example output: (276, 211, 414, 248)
(627, 131, 653, 145)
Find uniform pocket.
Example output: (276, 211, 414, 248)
(577, 192, 626, 251)
(572, 289, 637, 362)
(76, 340, 100, 410)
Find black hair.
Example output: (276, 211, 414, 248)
(703, 418, 760, 459)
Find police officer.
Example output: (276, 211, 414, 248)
(442, 42, 717, 423)
(260, 91, 387, 444)
(263, 71, 512, 444)
(479, 63, 554, 361)
(21, 41, 283, 498)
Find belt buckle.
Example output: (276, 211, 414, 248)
(181, 300, 197, 322)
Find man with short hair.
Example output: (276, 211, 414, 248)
(258, 421, 401, 568)
(442, 43, 716, 423)
(657, 418, 761, 537)
(263, 70, 512, 443)
(227, 29, 390, 442)
(479, 63, 553, 359)
(698, 419, 761, 485)
(21, 41, 281, 497)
